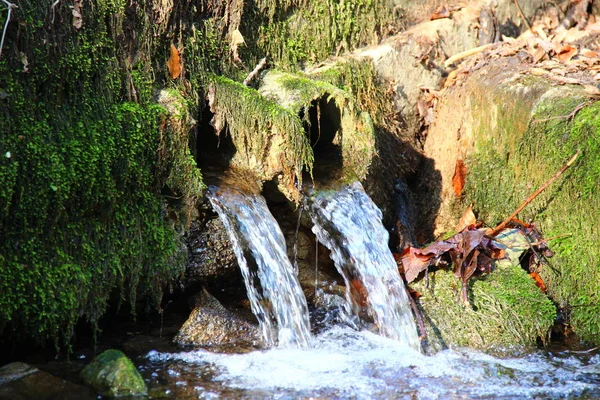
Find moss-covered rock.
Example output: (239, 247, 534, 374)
(81, 349, 147, 398)
(413, 230, 556, 353)
(422, 57, 600, 344)
(259, 70, 376, 183)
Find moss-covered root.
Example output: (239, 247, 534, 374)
(156, 89, 205, 225)
(207, 75, 313, 202)
(259, 70, 376, 182)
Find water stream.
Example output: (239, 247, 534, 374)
(143, 326, 600, 399)
(208, 186, 311, 348)
(135, 183, 600, 399)
(306, 182, 421, 350)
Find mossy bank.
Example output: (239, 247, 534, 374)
(422, 58, 600, 345)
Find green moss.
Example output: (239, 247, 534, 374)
(209, 75, 314, 200)
(463, 79, 600, 343)
(259, 70, 376, 182)
(311, 58, 391, 128)
(414, 261, 556, 352)
(248, 0, 398, 70)
(81, 349, 147, 397)
(0, 1, 204, 347)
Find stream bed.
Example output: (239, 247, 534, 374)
(141, 325, 600, 399)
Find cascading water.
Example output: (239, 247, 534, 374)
(306, 181, 421, 350)
(208, 185, 311, 348)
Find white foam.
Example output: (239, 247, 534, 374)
(146, 326, 600, 399)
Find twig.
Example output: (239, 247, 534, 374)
(567, 346, 599, 354)
(512, 0, 532, 31)
(406, 286, 427, 341)
(243, 57, 268, 87)
(489, 150, 582, 236)
(534, 101, 593, 124)
(528, 233, 572, 247)
(444, 42, 497, 68)
(0, 0, 17, 60)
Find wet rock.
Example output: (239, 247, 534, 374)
(0, 362, 95, 400)
(185, 210, 240, 288)
(174, 289, 262, 349)
(390, 179, 417, 251)
(80, 349, 147, 398)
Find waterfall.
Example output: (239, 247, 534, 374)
(306, 182, 420, 350)
(208, 186, 312, 348)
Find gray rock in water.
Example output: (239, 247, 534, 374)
(0, 362, 95, 400)
(174, 289, 263, 349)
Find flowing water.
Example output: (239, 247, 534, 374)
(306, 182, 421, 350)
(208, 186, 311, 348)
(134, 183, 600, 399)
(142, 325, 600, 399)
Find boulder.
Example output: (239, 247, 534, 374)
(80, 349, 147, 398)
(174, 289, 263, 349)
(419, 54, 600, 343)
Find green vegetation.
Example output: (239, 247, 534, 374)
(414, 259, 556, 353)
(260, 70, 376, 182)
(463, 81, 600, 343)
(247, 0, 398, 69)
(0, 1, 203, 347)
(209, 75, 313, 201)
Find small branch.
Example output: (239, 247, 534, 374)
(444, 42, 497, 68)
(534, 101, 593, 124)
(528, 233, 572, 247)
(0, 0, 17, 60)
(512, 0, 532, 31)
(243, 57, 268, 87)
(568, 346, 599, 354)
(406, 286, 427, 341)
(490, 150, 582, 237)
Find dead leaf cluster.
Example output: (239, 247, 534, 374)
(444, 16, 600, 94)
(398, 219, 552, 306)
(396, 151, 580, 306)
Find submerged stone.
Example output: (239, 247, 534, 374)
(80, 349, 147, 398)
(0, 362, 95, 400)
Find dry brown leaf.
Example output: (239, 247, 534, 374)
(548, 74, 580, 84)
(456, 205, 477, 232)
(583, 84, 600, 98)
(529, 272, 547, 292)
(167, 44, 182, 79)
(444, 69, 458, 88)
(230, 29, 246, 64)
(430, 4, 451, 20)
(531, 47, 549, 63)
(452, 159, 467, 197)
(557, 44, 578, 62)
(581, 48, 599, 58)
(594, 73, 600, 80)
(530, 67, 548, 76)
